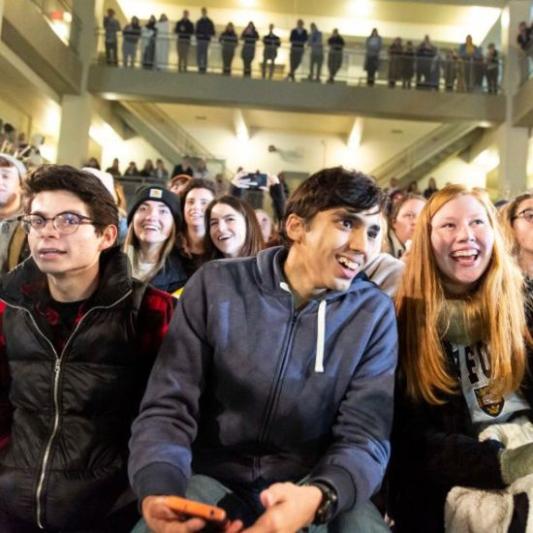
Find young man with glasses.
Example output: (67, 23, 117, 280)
(0, 153, 28, 274)
(129, 167, 397, 533)
(0, 165, 174, 532)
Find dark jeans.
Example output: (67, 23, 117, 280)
(328, 50, 343, 81)
(196, 40, 210, 73)
(105, 41, 118, 65)
(177, 40, 190, 72)
(289, 45, 304, 79)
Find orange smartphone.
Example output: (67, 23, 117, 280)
(162, 496, 227, 528)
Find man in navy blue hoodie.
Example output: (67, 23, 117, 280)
(129, 167, 398, 532)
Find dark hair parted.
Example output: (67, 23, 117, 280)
(204, 195, 265, 260)
(281, 167, 384, 244)
(24, 165, 119, 233)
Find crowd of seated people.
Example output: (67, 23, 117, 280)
(3, 151, 533, 532)
(101, 8, 533, 92)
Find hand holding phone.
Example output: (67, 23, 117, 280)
(143, 495, 242, 533)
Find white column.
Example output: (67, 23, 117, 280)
(57, 0, 96, 166)
(497, 0, 530, 197)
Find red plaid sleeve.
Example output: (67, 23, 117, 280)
(0, 301, 12, 449)
(136, 287, 176, 365)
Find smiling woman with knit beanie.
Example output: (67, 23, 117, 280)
(124, 186, 187, 296)
(389, 185, 533, 533)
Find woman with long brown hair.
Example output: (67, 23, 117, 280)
(204, 195, 264, 260)
(390, 185, 533, 532)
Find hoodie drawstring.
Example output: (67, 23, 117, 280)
(315, 299, 326, 373)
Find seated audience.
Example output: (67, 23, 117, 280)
(82, 167, 129, 244)
(105, 157, 121, 178)
(0, 154, 28, 273)
(178, 178, 216, 277)
(125, 186, 187, 295)
(390, 185, 532, 532)
(204, 195, 264, 259)
(386, 193, 426, 258)
(128, 167, 397, 533)
(124, 161, 140, 176)
(362, 215, 405, 297)
(154, 158, 169, 180)
(140, 159, 156, 178)
(168, 173, 192, 195)
(255, 208, 274, 243)
(423, 177, 439, 199)
(501, 191, 533, 280)
(0, 165, 174, 532)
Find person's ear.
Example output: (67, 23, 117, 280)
(99, 224, 119, 250)
(285, 214, 306, 244)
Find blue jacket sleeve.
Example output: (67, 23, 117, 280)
(128, 270, 210, 503)
(308, 300, 398, 516)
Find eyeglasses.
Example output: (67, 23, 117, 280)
(22, 212, 97, 234)
(512, 209, 533, 224)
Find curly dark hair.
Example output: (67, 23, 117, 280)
(24, 165, 119, 234)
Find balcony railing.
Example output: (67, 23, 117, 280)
(95, 29, 505, 94)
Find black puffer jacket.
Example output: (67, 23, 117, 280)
(0, 248, 163, 530)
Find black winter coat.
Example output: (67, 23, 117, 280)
(0, 249, 156, 530)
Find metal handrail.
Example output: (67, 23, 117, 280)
(371, 123, 478, 181)
(95, 28, 505, 93)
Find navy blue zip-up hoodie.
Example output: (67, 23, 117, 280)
(128, 246, 397, 519)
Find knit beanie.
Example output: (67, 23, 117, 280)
(127, 186, 181, 228)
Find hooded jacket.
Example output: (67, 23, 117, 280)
(0, 247, 174, 530)
(128, 246, 398, 520)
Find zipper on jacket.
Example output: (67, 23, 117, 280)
(257, 312, 300, 449)
(4, 290, 132, 530)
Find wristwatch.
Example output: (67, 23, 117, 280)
(306, 481, 338, 525)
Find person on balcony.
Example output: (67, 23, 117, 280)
(195, 7, 216, 74)
(459, 35, 483, 92)
(415, 35, 436, 89)
(327, 28, 345, 83)
(122, 16, 142, 68)
(261, 24, 281, 79)
(103, 8, 121, 66)
(288, 19, 308, 81)
(364, 28, 382, 86)
(241, 21, 259, 77)
(141, 15, 157, 69)
(308, 23, 324, 82)
(175, 10, 194, 72)
(219, 22, 238, 75)
(155, 14, 170, 70)
(388, 37, 403, 88)
(485, 43, 499, 94)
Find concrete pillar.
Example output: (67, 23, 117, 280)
(497, 0, 530, 197)
(57, 0, 96, 166)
